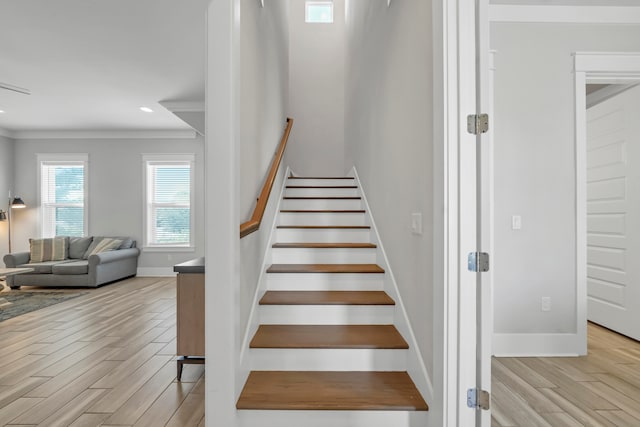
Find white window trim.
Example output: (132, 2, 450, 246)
(142, 153, 195, 251)
(36, 153, 89, 238)
(305, 1, 334, 23)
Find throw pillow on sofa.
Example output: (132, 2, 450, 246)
(83, 238, 123, 258)
(69, 236, 93, 259)
(29, 237, 68, 263)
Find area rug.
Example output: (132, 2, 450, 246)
(0, 291, 86, 322)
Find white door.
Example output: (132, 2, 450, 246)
(587, 84, 640, 340)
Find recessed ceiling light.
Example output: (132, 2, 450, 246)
(140, 106, 153, 113)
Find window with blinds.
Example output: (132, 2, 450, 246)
(144, 155, 194, 248)
(39, 156, 88, 238)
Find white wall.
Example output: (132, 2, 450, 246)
(491, 23, 640, 354)
(11, 137, 205, 273)
(238, 0, 290, 359)
(345, 0, 434, 414)
(0, 135, 14, 259)
(205, 0, 290, 423)
(285, 0, 345, 176)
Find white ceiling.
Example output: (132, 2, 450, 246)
(0, 0, 209, 134)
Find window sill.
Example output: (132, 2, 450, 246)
(142, 246, 196, 253)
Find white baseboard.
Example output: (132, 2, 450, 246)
(137, 267, 176, 277)
(493, 332, 584, 357)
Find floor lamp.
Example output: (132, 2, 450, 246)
(6, 196, 26, 254)
(0, 210, 6, 253)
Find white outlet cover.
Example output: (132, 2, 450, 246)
(411, 213, 423, 235)
(512, 215, 522, 230)
(541, 297, 551, 312)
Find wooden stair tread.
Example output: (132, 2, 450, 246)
(250, 325, 408, 349)
(286, 185, 358, 189)
(260, 291, 395, 305)
(288, 177, 355, 180)
(284, 196, 361, 200)
(277, 225, 370, 229)
(272, 242, 377, 249)
(267, 264, 384, 273)
(280, 209, 366, 213)
(237, 371, 428, 411)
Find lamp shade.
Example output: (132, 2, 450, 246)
(11, 197, 26, 209)
(0, 210, 6, 221)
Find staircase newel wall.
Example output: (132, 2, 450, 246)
(238, 165, 291, 387)
(235, 0, 291, 398)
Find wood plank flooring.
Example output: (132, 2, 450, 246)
(493, 322, 640, 426)
(0, 277, 204, 427)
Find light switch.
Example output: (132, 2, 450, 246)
(411, 213, 423, 235)
(512, 215, 522, 230)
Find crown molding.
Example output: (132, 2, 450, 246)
(0, 126, 15, 139)
(11, 129, 198, 140)
(489, 5, 640, 24)
(158, 100, 205, 113)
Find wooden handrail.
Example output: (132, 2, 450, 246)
(240, 118, 294, 238)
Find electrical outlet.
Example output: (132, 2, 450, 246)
(411, 213, 423, 235)
(512, 215, 522, 230)
(541, 297, 551, 312)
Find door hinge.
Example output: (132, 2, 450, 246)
(467, 113, 489, 135)
(467, 388, 490, 410)
(468, 252, 490, 273)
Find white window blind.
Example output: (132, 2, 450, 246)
(39, 157, 87, 238)
(144, 156, 193, 248)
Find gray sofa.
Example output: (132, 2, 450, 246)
(3, 236, 140, 289)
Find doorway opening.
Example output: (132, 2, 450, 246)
(575, 52, 640, 349)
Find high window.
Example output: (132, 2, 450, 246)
(38, 154, 88, 238)
(143, 154, 194, 249)
(305, 1, 333, 23)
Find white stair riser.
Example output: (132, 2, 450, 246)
(271, 248, 376, 264)
(287, 178, 356, 186)
(285, 188, 359, 197)
(259, 305, 394, 325)
(239, 410, 422, 427)
(276, 228, 371, 243)
(267, 273, 384, 291)
(250, 348, 407, 371)
(279, 212, 366, 226)
(281, 199, 362, 210)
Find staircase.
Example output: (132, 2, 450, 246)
(237, 176, 428, 426)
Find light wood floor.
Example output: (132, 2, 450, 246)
(0, 277, 204, 427)
(493, 322, 640, 427)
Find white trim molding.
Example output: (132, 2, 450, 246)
(158, 101, 205, 113)
(11, 129, 197, 140)
(573, 51, 640, 358)
(136, 267, 176, 277)
(493, 333, 582, 357)
(0, 126, 15, 139)
(489, 5, 640, 24)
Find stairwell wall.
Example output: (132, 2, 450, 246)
(344, 0, 434, 406)
(285, 0, 345, 176)
(237, 0, 290, 379)
(0, 135, 14, 259)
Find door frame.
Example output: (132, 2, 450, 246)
(437, 0, 489, 425)
(574, 52, 640, 354)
